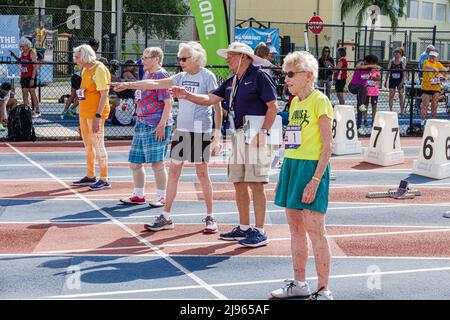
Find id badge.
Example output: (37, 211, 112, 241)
(361, 74, 370, 80)
(366, 80, 376, 87)
(430, 78, 440, 85)
(284, 126, 302, 149)
(135, 89, 142, 101)
(76, 88, 86, 100)
(392, 73, 401, 79)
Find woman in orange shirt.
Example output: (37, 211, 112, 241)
(72, 44, 111, 190)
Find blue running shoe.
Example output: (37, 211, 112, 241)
(72, 176, 97, 186)
(238, 229, 268, 248)
(88, 180, 111, 191)
(219, 226, 252, 241)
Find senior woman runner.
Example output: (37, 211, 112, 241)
(112, 42, 222, 234)
(72, 44, 111, 191)
(270, 51, 333, 300)
(119, 47, 173, 208)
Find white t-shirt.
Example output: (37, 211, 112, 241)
(171, 68, 218, 133)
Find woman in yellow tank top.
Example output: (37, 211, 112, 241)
(72, 44, 112, 191)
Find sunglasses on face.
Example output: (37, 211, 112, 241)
(283, 71, 306, 78)
(177, 56, 191, 62)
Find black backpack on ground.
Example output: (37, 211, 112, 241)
(7, 104, 36, 142)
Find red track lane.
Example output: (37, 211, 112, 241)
(2, 181, 449, 203)
(1, 223, 449, 257)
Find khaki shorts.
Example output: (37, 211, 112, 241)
(228, 129, 274, 183)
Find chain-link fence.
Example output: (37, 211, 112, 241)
(1, 60, 449, 141)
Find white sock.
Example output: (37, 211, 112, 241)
(254, 227, 265, 234)
(162, 211, 171, 220)
(156, 189, 165, 198)
(206, 212, 213, 217)
(240, 224, 250, 231)
(133, 188, 145, 198)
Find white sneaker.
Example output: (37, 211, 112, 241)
(32, 112, 41, 118)
(308, 287, 334, 300)
(270, 280, 311, 299)
(148, 196, 166, 208)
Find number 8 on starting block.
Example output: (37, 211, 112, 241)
(413, 119, 450, 179)
(332, 105, 362, 155)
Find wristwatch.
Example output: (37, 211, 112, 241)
(260, 128, 270, 136)
(95, 113, 102, 119)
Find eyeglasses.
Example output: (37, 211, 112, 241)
(283, 71, 306, 78)
(177, 56, 191, 62)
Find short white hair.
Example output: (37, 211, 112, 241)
(19, 37, 32, 48)
(178, 41, 207, 67)
(142, 47, 164, 65)
(283, 51, 318, 82)
(73, 44, 97, 63)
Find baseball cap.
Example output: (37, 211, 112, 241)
(427, 44, 436, 51)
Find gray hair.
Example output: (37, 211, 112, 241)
(142, 47, 164, 66)
(19, 37, 32, 48)
(73, 44, 97, 64)
(283, 51, 318, 82)
(178, 41, 207, 67)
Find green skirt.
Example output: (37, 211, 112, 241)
(274, 158, 330, 214)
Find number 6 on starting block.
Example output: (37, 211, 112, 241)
(332, 105, 362, 155)
(413, 119, 450, 179)
(363, 111, 404, 166)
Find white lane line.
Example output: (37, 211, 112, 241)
(43, 265, 450, 299)
(6, 143, 227, 300)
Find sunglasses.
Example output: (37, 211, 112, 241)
(283, 71, 306, 78)
(177, 56, 191, 62)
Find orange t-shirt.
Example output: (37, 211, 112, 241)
(78, 61, 111, 119)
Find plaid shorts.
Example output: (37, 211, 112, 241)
(128, 121, 171, 163)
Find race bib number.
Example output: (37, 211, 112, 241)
(76, 89, 86, 100)
(361, 74, 370, 80)
(284, 126, 302, 149)
(392, 73, 401, 79)
(367, 80, 377, 87)
(21, 66, 28, 73)
(430, 78, 440, 85)
(134, 89, 142, 101)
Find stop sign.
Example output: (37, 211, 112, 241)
(309, 15, 324, 35)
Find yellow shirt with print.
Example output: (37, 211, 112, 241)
(79, 61, 111, 119)
(284, 90, 333, 161)
(422, 60, 446, 91)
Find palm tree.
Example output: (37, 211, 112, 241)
(340, 0, 407, 54)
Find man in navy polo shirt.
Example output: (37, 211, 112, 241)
(171, 42, 278, 248)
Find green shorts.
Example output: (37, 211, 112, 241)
(274, 158, 330, 213)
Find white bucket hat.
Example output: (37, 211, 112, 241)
(217, 42, 266, 65)
(429, 50, 439, 57)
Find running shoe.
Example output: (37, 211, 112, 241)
(270, 280, 311, 299)
(203, 216, 218, 234)
(88, 180, 111, 191)
(72, 176, 97, 186)
(307, 287, 334, 300)
(219, 226, 253, 241)
(120, 195, 146, 205)
(144, 214, 174, 231)
(148, 196, 166, 208)
(238, 229, 268, 248)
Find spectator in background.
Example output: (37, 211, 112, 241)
(0, 83, 16, 132)
(365, 65, 381, 130)
(60, 68, 81, 119)
(19, 37, 41, 118)
(420, 50, 448, 128)
(88, 38, 100, 53)
(121, 60, 138, 81)
(418, 44, 435, 80)
(267, 45, 278, 65)
(254, 42, 276, 78)
(109, 59, 121, 82)
(333, 47, 348, 105)
(31, 21, 54, 61)
(399, 47, 407, 67)
(384, 48, 406, 115)
(317, 46, 334, 99)
(348, 54, 379, 135)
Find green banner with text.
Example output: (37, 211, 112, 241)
(190, 0, 229, 66)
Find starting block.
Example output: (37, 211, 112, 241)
(363, 111, 404, 166)
(332, 105, 362, 155)
(366, 180, 420, 199)
(412, 119, 450, 179)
